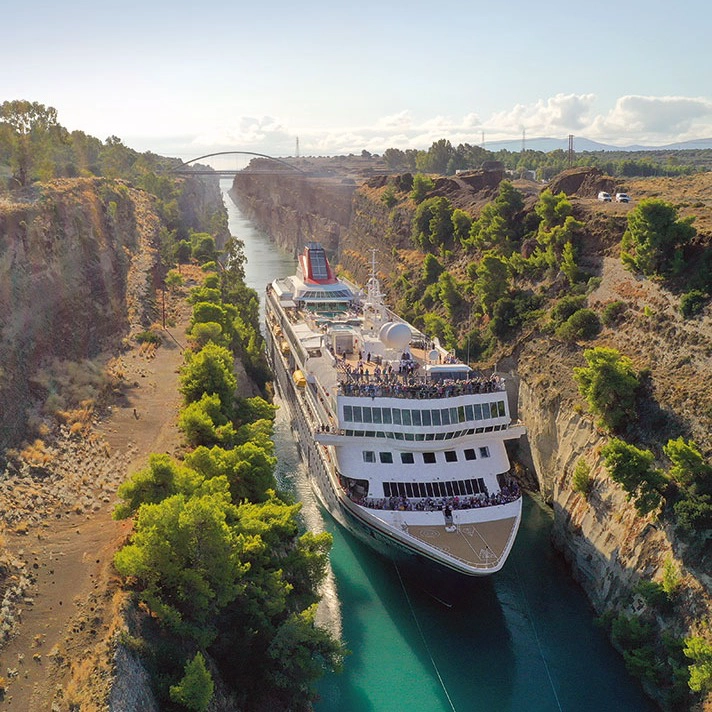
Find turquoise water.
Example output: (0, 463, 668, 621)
(224, 184, 657, 712)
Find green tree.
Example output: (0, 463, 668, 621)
(266, 604, 346, 704)
(169, 652, 214, 711)
(468, 181, 524, 254)
(113, 453, 203, 519)
(190, 321, 226, 348)
(475, 252, 510, 315)
(621, 199, 696, 276)
(178, 393, 237, 448)
(437, 271, 463, 320)
(555, 308, 601, 342)
(381, 184, 397, 208)
(165, 270, 184, 291)
(551, 295, 587, 326)
(410, 173, 434, 203)
(601, 438, 666, 515)
(411, 196, 454, 251)
(451, 208, 472, 246)
(185, 442, 276, 503)
(233, 396, 278, 426)
(560, 240, 579, 285)
(664, 437, 712, 490)
(0, 100, 60, 185)
(422, 253, 444, 283)
(684, 637, 712, 693)
(114, 488, 247, 645)
(191, 233, 218, 264)
(423, 139, 455, 174)
(573, 347, 639, 431)
(180, 343, 237, 413)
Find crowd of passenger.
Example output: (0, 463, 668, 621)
(348, 481, 520, 512)
(339, 374, 505, 399)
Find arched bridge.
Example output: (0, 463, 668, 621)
(169, 151, 305, 176)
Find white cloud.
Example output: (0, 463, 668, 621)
(128, 94, 712, 159)
(377, 110, 413, 129)
(589, 95, 712, 143)
(486, 93, 596, 135)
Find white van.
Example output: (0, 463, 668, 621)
(598, 191, 612, 202)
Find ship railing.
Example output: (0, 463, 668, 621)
(336, 376, 506, 399)
(346, 484, 521, 513)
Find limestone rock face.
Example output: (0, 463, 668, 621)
(231, 172, 356, 257)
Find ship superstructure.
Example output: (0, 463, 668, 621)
(265, 243, 525, 576)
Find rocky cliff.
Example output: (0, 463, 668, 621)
(0, 178, 156, 454)
(230, 172, 356, 256)
(0, 173, 225, 457)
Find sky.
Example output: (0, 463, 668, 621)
(3, 0, 711, 164)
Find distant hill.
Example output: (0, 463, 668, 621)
(484, 136, 712, 153)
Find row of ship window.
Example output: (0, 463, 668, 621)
(362, 447, 490, 464)
(383, 478, 488, 499)
(343, 424, 508, 441)
(342, 401, 507, 426)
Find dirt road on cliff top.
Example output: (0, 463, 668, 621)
(0, 296, 191, 711)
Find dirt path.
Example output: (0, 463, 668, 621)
(0, 307, 190, 711)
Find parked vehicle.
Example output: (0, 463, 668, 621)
(598, 191, 612, 202)
(615, 193, 630, 203)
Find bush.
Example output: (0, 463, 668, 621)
(381, 184, 397, 208)
(572, 459, 593, 497)
(550, 295, 587, 326)
(680, 290, 707, 318)
(136, 329, 162, 345)
(634, 580, 672, 612)
(555, 308, 601, 342)
(601, 300, 627, 327)
(573, 347, 640, 431)
(601, 438, 666, 515)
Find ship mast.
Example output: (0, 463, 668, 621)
(364, 249, 386, 329)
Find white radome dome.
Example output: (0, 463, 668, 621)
(380, 321, 411, 350)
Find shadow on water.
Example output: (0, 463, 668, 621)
(317, 518, 515, 712)
(493, 496, 657, 712)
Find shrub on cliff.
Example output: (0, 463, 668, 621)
(572, 459, 593, 497)
(621, 199, 696, 277)
(555, 308, 601, 342)
(573, 347, 640, 431)
(601, 438, 666, 515)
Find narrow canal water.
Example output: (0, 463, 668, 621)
(222, 184, 657, 712)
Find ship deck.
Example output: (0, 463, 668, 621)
(405, 516, 518, 569)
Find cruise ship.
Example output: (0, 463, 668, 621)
(265, 242, 525, 578)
